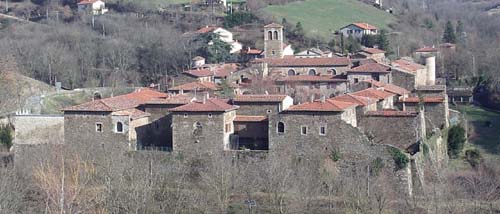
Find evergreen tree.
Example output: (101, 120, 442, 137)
(361, 34, 377, 48)
(346, 35, 361, 53)
(443, 20, 456, 43)
(295, 22, 305, 41)
(456, 20, 466, 44)
(198, 33, 231, 63)
(377, 30, 390, 52)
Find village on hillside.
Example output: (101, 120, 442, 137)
(0, 0, 498, 212)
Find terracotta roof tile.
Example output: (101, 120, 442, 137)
(362, 48, 385, 54)
(169, 81, 219, 91)
(399, 96, 445, 103)
(214, 64, 238, 78)
(195, 26, 220, 34)
(63, 88, 168, 112)
(351, 88, 394, 100)
(170, 98, 238, 112)
(287, 99, 356, 112)
(276, 75, 348, 83)
(331, 94, 376, 106)
(234, 115, 268, 122)
(363, 79, 409, 95)
(254, 57, 350, 67)
(365, 110, 418, 117)
(351, 23, 377, 30)
(146, 94, 195, 105)
(349, 63, 391, 73)
(233, 94, 288, 103)
(113, 108, 151, 120)
(184, 69, 213, 77)
(415, 47, 438, 53)
(392, 59, 425, 73)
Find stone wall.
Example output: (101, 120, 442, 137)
(392, 69, 416, 91)
(280, 82, 348, 104)
(403, 102, 448, 133)
(14, 115, 64, 145)
(347, 73, 390, 85)
(64, 112, 129, 147)
(232, 102, 281, 115)
(270, 65, 349, 76)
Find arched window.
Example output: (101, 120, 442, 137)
(93, 92, 102, 100)
(328, 68, 337, 75)
(287, 69, 296, 76)
(268, 31, 273, 40)
(274, 31, 279, 40)
(277, 122, 285, 134)
(308, 69, 317, 76)
(193, 122, 202, 136)
(116, 122, 123, 133)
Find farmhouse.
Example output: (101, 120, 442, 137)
(339, 23, 378, 40)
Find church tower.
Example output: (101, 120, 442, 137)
(264, 23, 284, 58)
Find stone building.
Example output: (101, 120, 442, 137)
(398, 96, 449, 133)
(62, 88, 168, 150)
(231, 94, 293, 115)
(264, 23, 285, 58)
(351, 88, 395, 110)
(352, 48, 386, 63)
(330, 93, 377, 125)
(170, 98, 238, 153)
(168, 81, 220, 96)
(347, 62, 391, 84)
(258, 57, 352, 76)
(275, 75, 349, 103)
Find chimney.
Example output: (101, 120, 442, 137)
(310, 94, 315, 103)
(320, 95, 326, 103)
(425, 56, 436, 85)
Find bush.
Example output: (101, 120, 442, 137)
(223, 12, 257, 29)
(329, 149, 342, 162)
(448, 125, 466, 158)
(370, 157, 385, 176)
(465, 148, 482, 167)
(389, 148, 409, 170)
(0, 125, 13, 147)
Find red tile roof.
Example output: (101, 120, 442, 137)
(195, 26, 220, 34)
(392, 59, 425, 73)
(170, 98, 238, 112)
(399, 96, 445, 103)
(214, 64, 238, 78)
(362, 48, 385, 54)
(363, 79, 409, 95)
(255, 57, 350, 67)
(351, 23, 377, 30)
(349, 63, 391, 73)
(63, 88, 168, 112)
(287, 99, 356, 112)
(184, 69, 213, 77)
(233, 94, 288, 103)
(234, 115, 268, 122)
(113, 108, 151, 120)
(77, 0, 99, 5)
(146, 94, 195, 105)
(276, 75, 348, 83)
(351, 88, 394, 100)
(365, 110, 418, 117)
(169, 81, 220, 91)
(331, 94, 376, 106)
(415, 47, 438, 53)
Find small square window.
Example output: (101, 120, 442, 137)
(301, 126, 308, 135)
(183, 113, 188, 118)
(354, 78, 359, 83)
(96, 123, 103, 133)
(319, 126, 326, 136)
(208, 113, 213, 118)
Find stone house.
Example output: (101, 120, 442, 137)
(295, 48, 333, 58)
(362, 79, 410, 104)
(275, 75, 349, 103)
(175, 68, 214, 85)
(391, 59, 427, 91)
(231, 94, 293, 115)
(168, 81, 220, 96)
(339, 23, 378, 40)
(240, 48, 263, 62)
(330, 93, 377, 125)
(347, 62, 391, 84)
(191, 56, 206, 68)
(77, 0, 108, 15)
(233, 115, 269, 150)
(170, 98, 238, 153)
(352, 48, 386, 63)
(62, 88, 168, 150)
(351, 88, 395, 110)
(398, 96, 449, 133)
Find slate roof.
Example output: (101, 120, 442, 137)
(286, 99, 356, 112)
(349, 63, 391, 73)
(170, 98, 238, 112)
(233, 94, 288, 103)
(63, 88, 168, 112)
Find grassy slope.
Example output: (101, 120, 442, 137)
(264, 0, 395, 38)
(450, 105, 500, 169)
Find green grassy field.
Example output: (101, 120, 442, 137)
(264, 0, 395, 38)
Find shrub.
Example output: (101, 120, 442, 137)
(0, 125, 13, 148)
(448, 125, 466, 158)
(389, 148, 409, 170)
(465, 148, 482, 167)
(223, 12, 257, 28)
(370, 157, 385, 176)
(329, 149, 342, 162)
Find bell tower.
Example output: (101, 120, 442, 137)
(264, 23, 284, 58)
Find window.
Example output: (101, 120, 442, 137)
(267, 109, 272, 114)
(268, 31, 273, 40)
(274, 31, 279, 40)
(301, 126, 308, 135)
(287, 69, 296, 76)
(347, 30, 353, 34)
(277, 122, 285, 134)
(354, 78, 359, 83)
(308, 69, 317, 76)
(96, 123, 103, 133)
(319, 126, 326, 136)
(328, 68, 337, 75)
(272, 50, 275, 55)
(183, 113, 188, 118)
(193, 122, 202, 136)
(208, 113, 212, 118)
(225, 123, 232, 133)
(355, 29, 361, 34)
(116, 122, 123, 133)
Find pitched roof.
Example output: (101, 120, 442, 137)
(399, 96, 445, 103)
(169, 81, 220, 91)
(365, 110, 418, 117)
(349, 63, 391, 73)
(331, 94, 376, 106)
(264, 23, 283, 28)
(146, 94, 195, 105)
(195, 26, 220, 34)
(363, 79, 409, 95)
(170, 98, 238, 112)
(214, 64, 238, 78)
(286, 99, 356, 112)
(184, 69, 213, 77)
(349, 23, 377, 30)
(255, 57, 350, 67)
(276, 75, 349, 83)
(234, 115, 268, 122)
(77, 0, 99, 5)
(63, 88, 168, 112)
(415, 46, 438, 53)
(391, 59, 425, 73)
(233, 94, 288, 103)
(351, 88, 394, 100)
(113, 108, 151, 120)
(362, 48, 385, 54)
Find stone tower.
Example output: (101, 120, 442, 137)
(264, 23, 284, 58)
